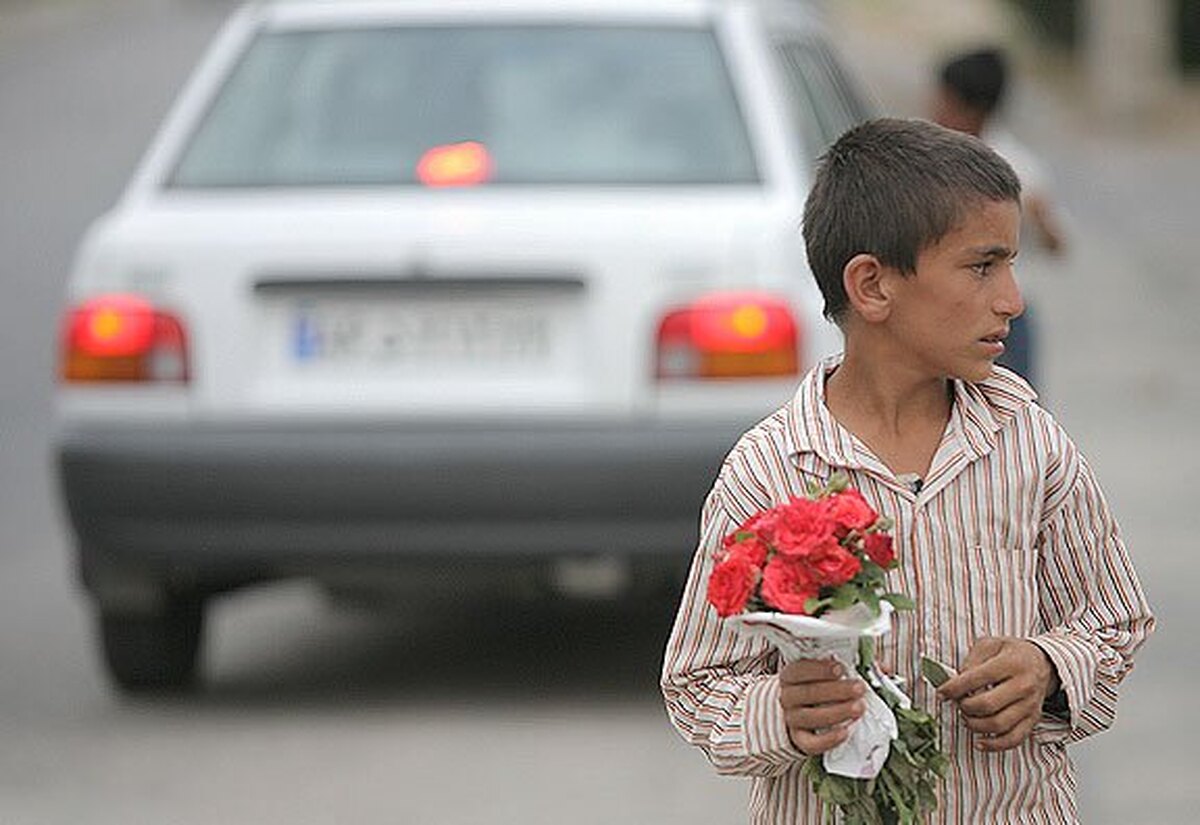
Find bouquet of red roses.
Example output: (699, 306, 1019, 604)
(706, 474, 946, 825)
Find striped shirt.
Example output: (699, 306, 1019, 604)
(661, 358, 1154, 824)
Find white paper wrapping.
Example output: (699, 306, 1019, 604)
(725, 602, 905, 779)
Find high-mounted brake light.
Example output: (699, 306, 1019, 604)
(416, 141, 494, 187)
(655, 292, 800, 380)
(60, 293, 189, 383)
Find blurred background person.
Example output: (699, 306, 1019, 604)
(931, 45, 1068, 390)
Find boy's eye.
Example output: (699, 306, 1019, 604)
(970, 260, 997, 276)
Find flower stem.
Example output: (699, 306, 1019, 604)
(857, 636, 875, 677)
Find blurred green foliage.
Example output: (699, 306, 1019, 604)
(1005, 0, 1079, 49)
(1005, 0, 1199, 74)
(1179, 0, 1200, 73)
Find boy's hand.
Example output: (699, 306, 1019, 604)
(937, 637, 1060, 752)
(778, 658, 866, 756)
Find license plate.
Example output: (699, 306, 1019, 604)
(290, 299, 553, 366)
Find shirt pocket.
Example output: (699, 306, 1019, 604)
(956, 543, 1039, 640)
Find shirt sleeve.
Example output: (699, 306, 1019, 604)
(1027, 428, 1155, 744)
(660, 482, 807, 776)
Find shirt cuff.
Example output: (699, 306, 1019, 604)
(1028, 631, 1096, 734)
(742, 675, 807, 768)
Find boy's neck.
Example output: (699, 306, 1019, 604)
(824, 348, 954, 479)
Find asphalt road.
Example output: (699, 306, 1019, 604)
(1, 1, 1196, 823)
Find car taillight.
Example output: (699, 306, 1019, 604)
(60, 293, 189, 383)
(416, 141, 494, 187)
(655, 292, 800, 380)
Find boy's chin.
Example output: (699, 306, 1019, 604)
(953, 361, 997, 383)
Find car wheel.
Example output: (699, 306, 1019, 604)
(98, 596, 205, 693)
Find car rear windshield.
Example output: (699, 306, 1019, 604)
(168, 25, 760, 188)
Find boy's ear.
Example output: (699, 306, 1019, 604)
(842, 253, 891, 323)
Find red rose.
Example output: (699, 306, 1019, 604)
(761, 556, 820, 614)
(726, 535, 770, 568)
(803, 543, 862, 587)
(771, 497, 837, 558)
(823, 489, 878, 536)
(706, 553, 759, 617)
(745, 508, 779, 535)
(863, 532, 896, 568)
(723, 509, 779, 549)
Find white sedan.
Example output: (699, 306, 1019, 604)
(55, 0, 869, 692)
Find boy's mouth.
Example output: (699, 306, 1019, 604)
(980, 330, 1008, 356)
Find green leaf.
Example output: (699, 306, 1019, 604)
(881, 592, 916, 611)
(830, 584, 859, 609)
(857, 636, 875, 671)
(860, 560, 885, 579)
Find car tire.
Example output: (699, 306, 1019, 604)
(98, 597, 205, 693)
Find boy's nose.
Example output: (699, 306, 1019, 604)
(995, 266, 1025, 319)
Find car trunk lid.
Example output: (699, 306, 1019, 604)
(91, 190, 791, 421)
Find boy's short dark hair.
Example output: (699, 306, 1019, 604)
(802, 117, 1021, 323)
(939, 46, 1008, 115)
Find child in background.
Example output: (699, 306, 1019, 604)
(931, 45, 1068, 390)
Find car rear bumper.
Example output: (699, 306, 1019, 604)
(56, 419, 746, 593)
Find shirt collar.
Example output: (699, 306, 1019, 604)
(786, 354, 861, 469)
(950, 366, 1038, 459)
(785, 355, 1037, 467)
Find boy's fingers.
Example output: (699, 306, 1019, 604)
(973, 714, 1039, 752)
(957, 678, 1024, 718)
(944, 661, 1047, 751)
(784, 698, 866, 731)
(942, 638, 1054, 704)
(789, 724, 851, 756)
(780, 677, 864, 710)
(960, 695, 1033, 734)
(779, 658, 844, 685)
(960, 636, 1005, 671)
(938, 661, 1003, 701)
(778, 660, 868, 757)
(939, 637, 1029, 700)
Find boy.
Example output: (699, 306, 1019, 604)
(661, 118, 1153, 824)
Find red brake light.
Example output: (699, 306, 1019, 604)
(656, 292, 800, 380)
(416, 141, 494, 187)
(60, 294, 189, 383)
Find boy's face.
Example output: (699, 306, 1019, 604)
(884, 198, 1023, 383)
